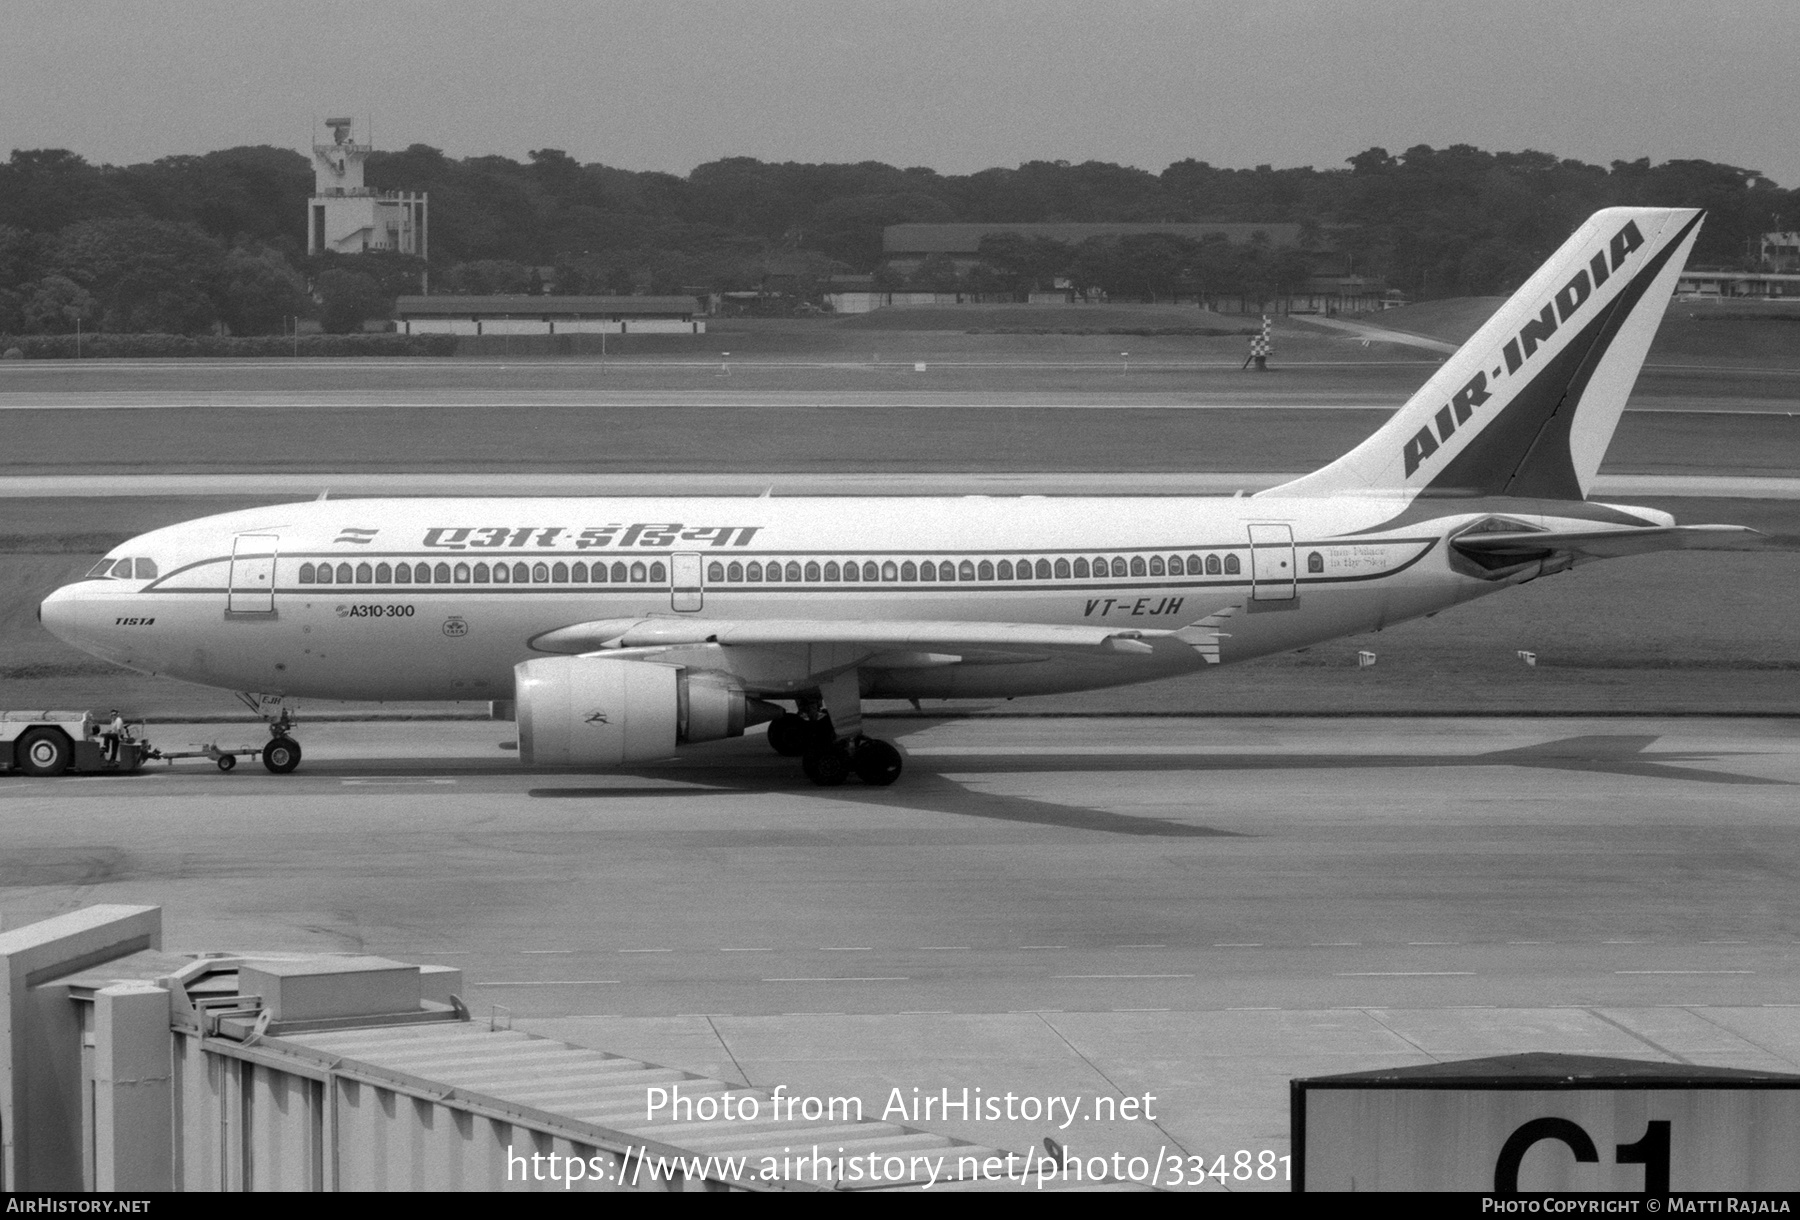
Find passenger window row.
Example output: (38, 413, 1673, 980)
(297, 559, 670, 585)
(295, 551, 1249, 588)
(704, 553, 1243, 583)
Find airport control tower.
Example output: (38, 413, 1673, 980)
(308, 117, 427, 258)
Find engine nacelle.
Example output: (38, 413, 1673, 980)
(514, 656, 760, 766)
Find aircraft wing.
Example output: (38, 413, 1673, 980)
(530, 617, 1212, 657)
(1452, 524, 1766, 562)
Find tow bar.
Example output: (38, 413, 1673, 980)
(146, 741, 266, 772)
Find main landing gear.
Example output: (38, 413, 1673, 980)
(803, 735, 903, 787)
(765, 712, 814, 758)
(766, 711, 903, 788)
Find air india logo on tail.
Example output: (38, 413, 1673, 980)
(1401, 220, 1647, 478)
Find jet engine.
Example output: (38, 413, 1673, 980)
(514, 656, 776, 766)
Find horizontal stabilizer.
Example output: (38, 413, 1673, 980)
(1452, 524, 1765, 562)
(1173, 604, 1238, 664)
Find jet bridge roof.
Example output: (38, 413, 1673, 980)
(269, 1021, 1032, 1190)
(20, 907, 1133, 1192)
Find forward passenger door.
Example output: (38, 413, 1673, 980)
(228, 533, 279, 613)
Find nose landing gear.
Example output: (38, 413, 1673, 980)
(262, 735, 302, 774)
(235, 694, 304, 775)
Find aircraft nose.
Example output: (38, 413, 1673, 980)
(39, 583, 86, 647)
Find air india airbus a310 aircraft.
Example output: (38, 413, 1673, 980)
(38, 207, 1755, 785)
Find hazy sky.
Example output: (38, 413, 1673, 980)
(5, 0, 1796, 185)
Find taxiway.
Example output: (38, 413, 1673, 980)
(2, 715, 1794, 1184)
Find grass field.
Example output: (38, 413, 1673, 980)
(1305, 296, 1800, 370)
(0, 401, 1791, 478)
(829, 302, 1260, 334)
(725, 306, 1800, 372)
(6, 309, 1796, 393)
(1350, 297, 1505, 344)
(3, 298, 1795, 368)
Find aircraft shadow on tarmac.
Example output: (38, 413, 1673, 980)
(528, 732, 1788, 840)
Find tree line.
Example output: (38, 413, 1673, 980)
(1, 142, 1791, 335)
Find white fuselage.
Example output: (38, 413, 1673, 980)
(38, 208, 1708, 717)
(41, 492, 1605, 704)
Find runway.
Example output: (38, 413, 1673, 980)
(3, 358, 1792, 485)
(0, 385, 1793, 413)
(3, 715, 1795, 1185)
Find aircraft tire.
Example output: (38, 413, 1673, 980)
(262, 737, 302, 774)
(852, 739, 903, 786)
(802, 744, 850, 787)
(17, 728, 72, 776)
(767, 714, 809, 757)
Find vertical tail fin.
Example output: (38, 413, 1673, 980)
(1266, 207, 1703, 501)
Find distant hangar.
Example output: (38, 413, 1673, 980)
(882, 222, 1306, 276)
(394, 295, 705, 336)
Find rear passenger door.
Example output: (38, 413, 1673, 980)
(1247, 523, 1296, 601)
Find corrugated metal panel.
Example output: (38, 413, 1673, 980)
(173, 1033, 222, 1191)
(16, 909, 1088, 1192)
(242, 1065, 321, 1191)
(176, 1023, 806, 1191)
(274, 1023, 1019, 1189)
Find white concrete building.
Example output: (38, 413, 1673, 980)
(1761, 231, 1800, 273)
(394, 295, 704, 335)
(1675, 269, 1800, 299)
(824, 291, 962, 314)
(308, 117, 427, 257)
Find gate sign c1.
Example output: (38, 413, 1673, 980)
(1291, 1052, 1800, 1192)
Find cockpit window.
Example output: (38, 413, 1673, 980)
(88, 556, 159, 580)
